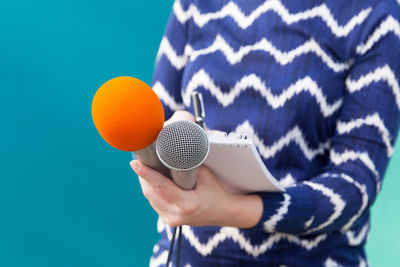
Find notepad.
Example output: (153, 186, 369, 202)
(203, 132, 284, 194)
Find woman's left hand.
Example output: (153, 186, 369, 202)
(130, 160, 263, 228)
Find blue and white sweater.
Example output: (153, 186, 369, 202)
(149, 0, 400, 266)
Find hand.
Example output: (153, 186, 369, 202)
(131, 110, 263, 228)
(164, 110, 196, 126)
(130, 160, 263, 228)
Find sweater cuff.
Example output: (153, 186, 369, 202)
(246, 191, 286, 232)
(248, 184, 315, 234)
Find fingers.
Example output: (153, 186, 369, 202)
(164, 110, 195, 126)
(194, 165, 225, 194)
(195, 165, 216, 185)
(130, 160, 187, 204)
(138, 176, 177, 213)
(130, 162, 230, 227)
(138, 176, 190, 227)
(131, 160, 200, 227)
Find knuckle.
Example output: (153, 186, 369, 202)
(175, 111, 195, 122)
(141, 187, 151, 199)
(196, 166, 209, 180)
(197, 166, 207, 176)
(154, 181, 167, 195)
(167, 217, 183, 228)
(138, 167, 148, 178)
(169, 221, 179, 228)
(179, 202, 197, 216)
(164, 217, 176, 227)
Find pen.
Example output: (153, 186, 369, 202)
(191, 91, 206, 129)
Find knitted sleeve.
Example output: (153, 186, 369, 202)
(252, 3, 400, 235)
(151, 0, 189, 120)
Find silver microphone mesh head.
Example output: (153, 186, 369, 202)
(156, 120, 209, 171)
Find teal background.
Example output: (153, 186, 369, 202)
(0, 0, 399, 266)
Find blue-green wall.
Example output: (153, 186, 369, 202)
(0, 1, 398, 266)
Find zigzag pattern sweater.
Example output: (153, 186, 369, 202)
(149, 0, 400, 266)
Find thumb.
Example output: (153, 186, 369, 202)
(195, 165, 222, 189)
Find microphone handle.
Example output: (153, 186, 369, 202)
(167, 92, 204, 191)
(135, 143, 171, 178)
(136, 143, 196, 190)
(170, 170, 196, 190)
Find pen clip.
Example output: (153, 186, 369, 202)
(191, 91, 205, 129)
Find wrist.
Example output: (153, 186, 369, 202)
(215, 193, 263, 228)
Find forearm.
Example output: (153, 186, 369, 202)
(249, 169, 376, 235)
(214, 193, 263, 229)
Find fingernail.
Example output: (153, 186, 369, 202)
(130, 160, 140, 172)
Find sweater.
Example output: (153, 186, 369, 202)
(149, 0, 400, 266)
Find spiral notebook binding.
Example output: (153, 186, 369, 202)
(207, 131, 252, 148)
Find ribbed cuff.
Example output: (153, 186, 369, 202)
(247, 184, 315, 234)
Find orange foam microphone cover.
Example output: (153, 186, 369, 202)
(91, 77, 165, 151)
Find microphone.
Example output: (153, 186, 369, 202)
(156, 120, 209, 190)
(91, 76, 170, 177)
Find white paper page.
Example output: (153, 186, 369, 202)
(203, 140, 285, 194)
